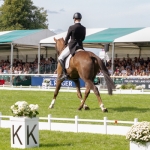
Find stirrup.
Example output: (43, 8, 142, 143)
(59, 74, 68, 81)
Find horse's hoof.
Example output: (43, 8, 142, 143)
(48, 105, 54, 109)
(83, 106, 90, 110)
(103, 108, 108, 113)
(78, 107, 82, 111)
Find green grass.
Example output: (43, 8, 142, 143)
(0, 128, 129, 150)
(0, 90, 150, 122)
(0, 90, 150, 149)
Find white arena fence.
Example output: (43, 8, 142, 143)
(0, 112, 138, 136)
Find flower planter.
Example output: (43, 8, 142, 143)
(130, 141, 150, 150)
(10, 117, 39, 149)
(42, 82, 50, 89)
(116, 89, 142, 93)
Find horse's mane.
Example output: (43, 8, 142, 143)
(54, 37, 65, 56)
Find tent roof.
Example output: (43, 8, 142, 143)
(114, 27, 150, 42)
(0, 29, 56, 46)
(40, 28, 107, 44)
(39, 27, 150, 49)
(84, 28, 144, 43)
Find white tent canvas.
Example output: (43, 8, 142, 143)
(40, 28, 107, 44)
(114, 27, 150, 42)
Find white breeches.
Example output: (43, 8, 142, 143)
(58, 46, 70, 60)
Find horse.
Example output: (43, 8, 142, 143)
(48, 37, 115, 112)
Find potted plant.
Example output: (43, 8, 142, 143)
(10, 101, 39, 148)
(126, 121, 150, 150)
(43, 79, 50, 83)
(10, 101, 39, 118)
(42, 78, 50, 88)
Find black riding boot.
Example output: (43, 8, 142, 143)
(59, 59, 68, 80)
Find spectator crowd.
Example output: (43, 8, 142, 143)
(1, 56, 150, 77)
(0, 56, 57, 75)
(99, 57, 150, 76)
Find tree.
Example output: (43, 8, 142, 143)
(0, 0, 48, 30)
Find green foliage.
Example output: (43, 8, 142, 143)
(0, 0, 48, 30)
(121, 83, 136, 89)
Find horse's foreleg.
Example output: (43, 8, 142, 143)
(49, 79, 62, 109)
(74, 79, 90, 110)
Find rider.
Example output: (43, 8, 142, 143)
(58, 12, 86, 80)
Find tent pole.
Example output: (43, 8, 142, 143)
(38, 44, 41, 74)
(111, 42, 115, 75)
(46, 47, 48, 58)
(10, 43, 13, 85)
(139, 47, 141, 58)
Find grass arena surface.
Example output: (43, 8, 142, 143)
(0, 129, 128, 150)
(0, 90, 150, 149)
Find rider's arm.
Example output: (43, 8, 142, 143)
(65, 26, 72, 46)
(82, 27, 86, 41)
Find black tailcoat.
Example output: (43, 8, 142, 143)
(65, 23, 86, 55)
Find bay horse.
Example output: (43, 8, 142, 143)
(49, 37, 115, 112)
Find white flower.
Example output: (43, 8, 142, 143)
(29, 104, 39, 111)
(126, 121, 150, 144)
(10, 101, 39, 118)
(44, 79, 50, 83)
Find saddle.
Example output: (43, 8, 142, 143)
(65, 49, 84, 69)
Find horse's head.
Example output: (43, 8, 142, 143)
(54, 37, 66, 56)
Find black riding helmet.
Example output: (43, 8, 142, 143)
(73, 12, 82, 19)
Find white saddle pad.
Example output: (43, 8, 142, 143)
(65, 54, 72, 69)
(65, 49, 85, 69)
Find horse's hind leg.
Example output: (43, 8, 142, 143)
(74, 79, 90, 110)
(93, 85, 108, 112)
(78, 85, 90, 110)
(49, 79, 62, 109)
(90, 80, 108, 112)
(79, 80, 108, 112)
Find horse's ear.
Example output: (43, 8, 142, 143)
(54, 37, 57, 42)
(61, 37, 64, 41)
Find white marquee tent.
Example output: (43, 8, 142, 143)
(39, 27, 150, 73)
(0, 29, 56, 82)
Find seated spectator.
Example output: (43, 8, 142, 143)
(23, 68, 29, 74)
(113, 71, 120, 76)
(0, 67, 3, 74)
(97, 70, 103, 76)
(14, 67, 19, 74)
(120, 66, 127, 75)
(107, 66, 113, 75)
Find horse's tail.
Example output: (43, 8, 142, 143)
(90, 53, 115, 95)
